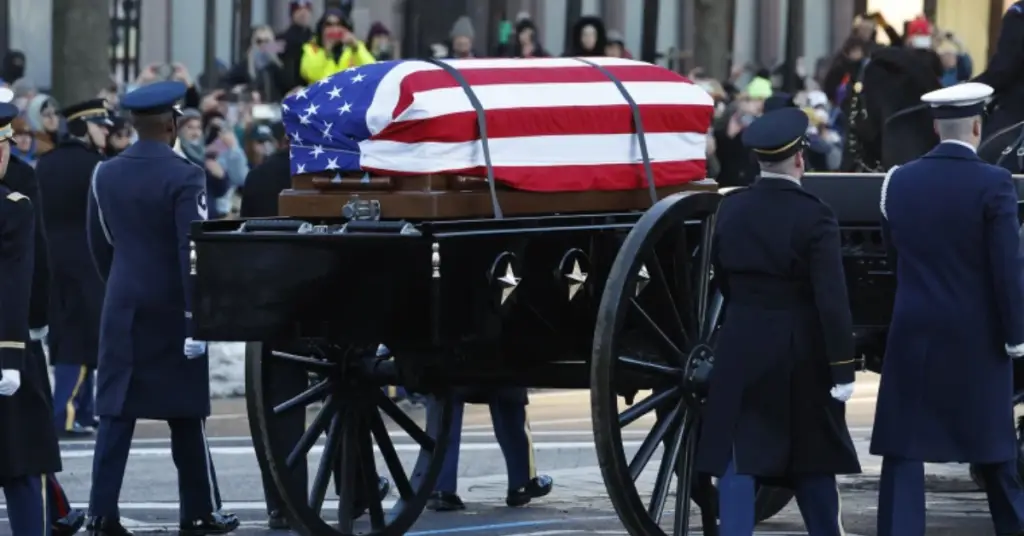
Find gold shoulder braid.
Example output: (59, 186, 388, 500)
(845, 74, 883, 173)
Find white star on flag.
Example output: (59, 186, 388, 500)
(290, 132, 302, 144)
(317, 77, 331, 86)
(325, 157, 340, 170)
(296, 163, 306, 173)
(345, 66, 358, 72)
(294, 87, 308, 100)
(327, 86, 342, 100)
(299, 113, 311, 125)
(303, 103, 319, 116)
(351, 73, 365, 83)
(310, 145, 325, 158)
(338, 102, 352, 114)
(281, 103, 290, 112)
(320, 122, 334, 140)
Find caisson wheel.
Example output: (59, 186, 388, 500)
(247, 341, 453, 536)
(591, 192, 794, 536)
(970, 397, 1024, 491)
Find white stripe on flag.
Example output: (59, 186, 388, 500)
(366, 57, 700, 135)
(389, 81, 713, 124)
(357, 132, 708, 174)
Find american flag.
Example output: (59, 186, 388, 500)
(283, 57, 714, 192)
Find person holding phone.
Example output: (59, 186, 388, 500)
(299, 8, 375, 85)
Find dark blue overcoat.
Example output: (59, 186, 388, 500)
(694, 176, 861, 481)
(85, 140, 210, 419)
(872, 141, 1024, 463)
(35, 141, 106, 367)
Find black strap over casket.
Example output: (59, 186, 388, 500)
(571, 58, 658, 206)
(423, 58, 504, 219)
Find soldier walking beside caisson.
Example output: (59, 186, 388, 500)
(0, 100, 64, 536)
(694, 107, 861, 536)
(873, 82, 1024, 536)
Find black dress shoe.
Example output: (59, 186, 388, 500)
(87, 517, 133, 536)
(426, 491, 466, 512)
(57, 424, 95, 439)
(266, 510, 289, 530)
(350, 476, 391, 519)
(506, 475, 554, 507)
(179, 512, 240, 535)
(54, 508, 87, 536)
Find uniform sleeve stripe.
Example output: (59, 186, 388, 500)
(0, 341, 26, 349)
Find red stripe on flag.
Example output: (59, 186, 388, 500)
(362, 160, 707, 192)
(394, 65, 694, 118)
(373, 104, 712, 144)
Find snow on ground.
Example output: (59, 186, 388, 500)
(208, 342, 248, 398)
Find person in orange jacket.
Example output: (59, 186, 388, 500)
(300, 8, 376, 85)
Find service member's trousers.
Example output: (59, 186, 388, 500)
(878, 456, 1024, 536)
(435, 398, 536, 494)
(2, 474, 50, 536)
(89, 417, 222, 521)
(719, 460, 845, 536)
(52, 365, 95, 432)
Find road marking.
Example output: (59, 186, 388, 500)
(0, 500, 398, 511)
(59, 441, 645, 459)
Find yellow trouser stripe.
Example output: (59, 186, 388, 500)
(64, 366, 88, 431)
(40, 474, 48, 536)
(0, 341, 25, 349)
(387, 386, 397, 398)
(524, 407, 536, 478)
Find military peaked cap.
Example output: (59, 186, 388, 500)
(921, 82, 993, 119)
(62, 98, 113, 126)
(121, 81, 188, 116)
(741, 107, 809, 162)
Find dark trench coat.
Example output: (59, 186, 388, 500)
(694, 178, 861, 482)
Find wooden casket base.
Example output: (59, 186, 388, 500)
(279, 174, 718, 220)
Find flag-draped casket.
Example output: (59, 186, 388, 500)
(283, 57, 714, 192)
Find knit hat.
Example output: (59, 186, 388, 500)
(450, 16, 475, 40)
(745, 77, 773, 100)
(290, 0, 312, 14)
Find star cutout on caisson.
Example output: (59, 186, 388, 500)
(497, 263, 521, 305)
(635, 264, 650, 296)
(565, 259, 588, 301)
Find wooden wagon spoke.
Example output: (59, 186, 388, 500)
(672, 411, 699, 535)
(628, 400, 682, 481)
(273, 378, 331, 415)
(617, 356, 681, 379)
(647, 251, 690, 349)
(308, 412, 342, 514)
(369, 409, 415, 500)
(286, 395, 335, 469)
(376, 391, 436, 451)
(618, 387, 681, 428)
(358, 423, 389, 530)
(647, 402, 687, 523)
(692, 215, 716, 337)
(336, 414, 359, 534)
(629, 297, 687, 362)
(270, 350, 335, 369)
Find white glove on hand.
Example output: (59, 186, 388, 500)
(830, 382, 855, 403)
(29, 326, 49, 341)
(1006, 343, 1024, 358)
(0, 369, 22, 396)
(183, 338, 207, 359)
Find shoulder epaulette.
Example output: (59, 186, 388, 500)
(6, 192, 27, 202)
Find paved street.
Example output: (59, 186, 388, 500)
(0, 372, 995, 535)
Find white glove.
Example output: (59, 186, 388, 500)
(830, 382, 855, 403)
(0, 369, 21, 396)
(29, 326, 49, 341)
(183, 338, 207, 359)
(1006, 343, 1024, 358)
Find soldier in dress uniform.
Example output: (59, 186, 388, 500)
(694, 107, 861, 536)
(427, 388, 554, 511)
(84, 81, 238, 536)
(873, 82, 1024, 536)
(36, 98, 112, 438)
(0, 100, 64, 536)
